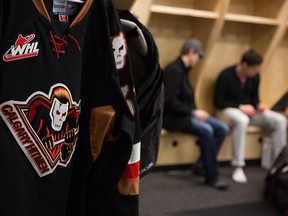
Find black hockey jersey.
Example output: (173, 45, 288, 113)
(0, 0, 93, 216)
(118, 10, 164, 178)
(66, 0, 140, 215)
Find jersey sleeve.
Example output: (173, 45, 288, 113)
(73, 1, 140, 216)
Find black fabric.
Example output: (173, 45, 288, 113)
(0, 0, 2, 45)
(214, 65, 260, 109)
(162, 57, 195, 131)
(67, 1, 139, 216)
(0, 1, 92, 216)
(271, 91, 288, 111)
(118, 10, 164, 178)
(264, 145, 288, 215)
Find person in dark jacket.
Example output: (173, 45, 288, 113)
(163, 38, 229, 190)
(213, 49, 287, 184)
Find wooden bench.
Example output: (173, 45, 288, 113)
(156, 126, 267, 167)
(156, 129, 199, 166)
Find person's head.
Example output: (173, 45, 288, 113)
(239, 49, 263, 77)
(180, 38, 205, 68)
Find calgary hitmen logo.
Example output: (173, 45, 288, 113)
(111, 32, 128, 70)
(3, 34, 39, 62)
(0, 84, 80, 177)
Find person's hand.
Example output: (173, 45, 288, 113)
(239, 104, 256, 116)
(194, 109, 209, 121)
(257, 103, 267, 112)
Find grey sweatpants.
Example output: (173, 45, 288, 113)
(219, 108, 287, 167)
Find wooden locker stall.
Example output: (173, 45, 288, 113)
(131, 0, 288, 167)
(261, 29, 288, 107)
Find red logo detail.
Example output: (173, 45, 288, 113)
(0, 84, 80, 177)
(3, 34, 39, 62)
(59, 15, 69, 22)
(15, 34, 35, 46)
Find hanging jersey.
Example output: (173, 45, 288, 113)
(118, 9, 164, 178)
(66, 0, 140, 215)
(0, 0, 93, 215)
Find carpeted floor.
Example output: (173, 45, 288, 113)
(139, 165, 281, 216)
(167, 202, 278, 216)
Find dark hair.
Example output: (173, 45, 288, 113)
(180, 38, 205, 58)
(241, 49, 263, 66)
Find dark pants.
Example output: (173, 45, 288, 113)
(182, 116, 228, 180)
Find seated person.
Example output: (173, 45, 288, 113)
(213, 49, 287, 184)
(163, 38, 229, 190)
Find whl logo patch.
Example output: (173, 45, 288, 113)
(3, 34, 39, 62)
(0, 84, 80, 177)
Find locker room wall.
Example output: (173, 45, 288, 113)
(128, 0, 288, 166)
(135, 0, 288, 115)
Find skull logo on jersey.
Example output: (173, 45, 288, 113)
(0, 84, 80, 177)
(112, 32, 127, 70)
(50, 98, 69, 131)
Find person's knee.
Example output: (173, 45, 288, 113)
(198, 124, 213, 137)
(214, 122, 229, 139)
(220, 122, 229, 135)
(274, 113, 287, 128)
(234, 114, 249, 127)
(280, 114, 287, 127)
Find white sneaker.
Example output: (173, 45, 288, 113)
(232, 167, 247, 183)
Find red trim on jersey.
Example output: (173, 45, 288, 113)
(3, 52, 38, 62)
(121, 160, 140, 180)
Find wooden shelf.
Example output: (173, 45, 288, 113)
(227, 0, 285, 19)
(152, 0, 220, 12)
(225, 13, 279, 26)
(150, 5, 280, 25)
(150, 5, 218, 19)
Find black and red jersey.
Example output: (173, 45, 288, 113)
(67, 1, 164, 215)
(67, 0, 141, 215)
(0, 1, 162, 215)
(118, 9, 164, 178)
(0, 0, 93, 215)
